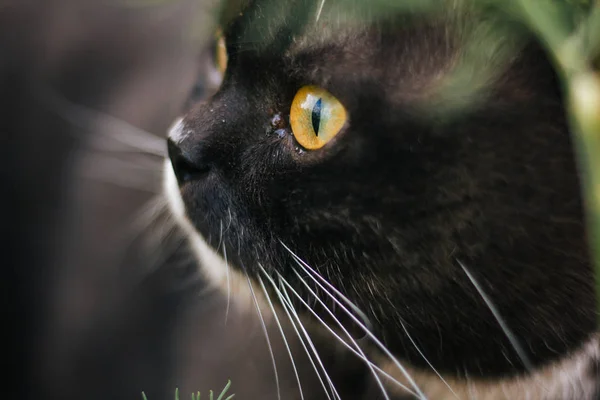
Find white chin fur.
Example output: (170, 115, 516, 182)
(163, 156, 266, 315)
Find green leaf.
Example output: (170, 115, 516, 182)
(216, 380, 232, 400)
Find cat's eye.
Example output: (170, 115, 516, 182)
(290, 86, 347, 150)
(215, 29, 228, 75)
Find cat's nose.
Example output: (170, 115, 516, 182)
(167, 138, 211, 185)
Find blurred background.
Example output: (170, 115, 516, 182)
(3, 0, 212, 398)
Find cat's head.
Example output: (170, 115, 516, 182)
(165, 0, 596, 378)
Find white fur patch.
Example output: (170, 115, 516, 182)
(380, 334, 600, 399)
(168, 117, 192, 144)
(163, 157, 270, 316)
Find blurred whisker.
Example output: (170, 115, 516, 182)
(80, 168, 161, 192)
(126, 194, 171, 239)
(39, 86, 167, 157)
(315, 0, 325, 21)
(76, 149, 163, 193)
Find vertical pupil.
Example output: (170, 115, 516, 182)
(312, 98, 322, 136)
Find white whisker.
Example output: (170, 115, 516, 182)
(315, 0, 325, 22)
(216, 220, 232, 324)
(217, 220, 224, 252)
(264, 272, 334, 400)
(282, 270, 417, 396)
(457, 259, 533, 371)
(280, 241, 427, 400)
(398, 320, 459, 399)
(257, 273, 305, 400)
(286, 268, 399, 400)
(41, 87, 167, 157)
(225, 208, 233, 234)
(79, 160, 161, 193)
(126, 195, 169, 238)
(224, 245, 231, 324)
(245, 273, 282, 400)
(112, 194, 181, 278)
(280, 241, 372, 332)
(278, 277, 342, 400)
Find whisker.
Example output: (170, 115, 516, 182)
(139, 221, 185, 275)
(280, 241, 427, 400)
(126, 195, 169, 238)
(257, 273, 305, 400)
(224, 244, 231, 324)
(315, 0, 325, 22)
(40, 87, 167, 157)
(79, 162, 161, 192)
(457, 259, 533, 371)
(217, 220, 224, 252)
(216, 220, 231, 323)
(289, 269, 434, 398)
(245, 273, 282, 400)
(286, 269, 400, 400)
(279, 241, 373, 332)
(225, 208, 233, 234)
(283, 273, 418, 396)
(264, 272, 334, 400)
(111, 194, 181, 277)
(398, 320, 459, 399)
(277, 277, 342, 400)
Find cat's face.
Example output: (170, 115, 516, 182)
(166, 0, 596, 379)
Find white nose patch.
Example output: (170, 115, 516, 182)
(167, 117, 187, 144)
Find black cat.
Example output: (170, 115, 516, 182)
(166, 0, 600, 398)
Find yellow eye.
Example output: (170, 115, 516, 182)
(290, 86, 347, 150)
(215, 29, 228, 76)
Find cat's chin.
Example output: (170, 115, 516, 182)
(163, 158, 272, 315)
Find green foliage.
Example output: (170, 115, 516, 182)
(509, 0, 600, 308)
(110, 0, 177, 8)
(141, 380, 234, 400)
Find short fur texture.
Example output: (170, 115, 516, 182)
(166, 0, 600, 397)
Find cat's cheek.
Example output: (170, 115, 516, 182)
(272, 128, 304, 155)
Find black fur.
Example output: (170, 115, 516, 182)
(169, 0, 598, 384)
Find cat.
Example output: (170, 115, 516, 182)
(164, 0, 600, 398)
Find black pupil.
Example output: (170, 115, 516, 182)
(312, 98, 322, 136)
